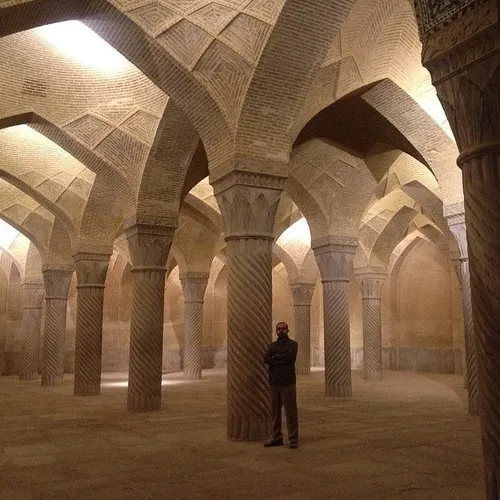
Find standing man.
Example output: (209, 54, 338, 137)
(263, 322, 299, 449)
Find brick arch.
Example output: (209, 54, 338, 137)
(235, 0, 357, 160)
(285, 174, 329, 242)
(76, 177, 121, 255)
(358, 79, 461, 206)
(24, 241, 43, 280)
(273, 243, 300, 284)
(288, 137, 377, 240)
(0, 169, 76, 240)
(0, 0, 233, 165)
(133, 100, 200, 229)
(174, 202, 223, 274)
(0, 246, 24, 282)
(0, 213, 47, 264)
(46, 218, 75, 271)
(0, 113, 124, 255)
(356, 202, 420, 270)
(183, 194, 221, 231)
(0, 113, 135, 215)
(294, 78, 461, 211)
(388, 228, 445, 279)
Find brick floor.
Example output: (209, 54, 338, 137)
(0, 369, 484, 500)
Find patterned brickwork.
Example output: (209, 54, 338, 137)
(289, 139, 376, 241)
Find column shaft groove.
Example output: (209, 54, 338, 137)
(295, 304, 311, 375)
(127, 269, 166, 411)
(42, 298, 68, 386)
(323, 280, 351, 396)
(74, 286, 105, 396)
(362, 298, 382, 380)
(226, 238, 273, 440)
(183, 301, 204, 380)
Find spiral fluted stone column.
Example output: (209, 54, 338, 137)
(290, 282, 315, 375)
(181, 273, 209, 381)
(73, 253, 110, 396)
(41, 269, 73, 387)
(19, 282, 44, 380)
(416, 2, 500, 495)
(355, 270, 386, 381)
(446, 212, 479, 414)
(213, 169, 286, 441)
(126, 224, 173, 412)
(313, 237, 357, 397)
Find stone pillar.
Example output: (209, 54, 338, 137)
(126, 224, 173, 412)
(446, 211, 479, 414)
(73, 253, 110, 396)
(290, 282, 315, 375)
(355, 270, 386, 381)
(41, 269, 73, 387)
(181, 273, 209, 380)
(416, 1, 500, 494)
(19, 282, 44, 380)
(213, 169, 286, 441)
(313, 237, 357, 396)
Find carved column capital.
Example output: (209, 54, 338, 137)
(73, 253, 111, 288)
(42, 269, 73, 300)
(312, 237, 357, 282)
(212, 170, 287, 239)
(180, 273, 210, 303)
(126, 224, 175, 270)
(418, 1, 499, 152)
(22, 281, 45, 309)
(290, 282, 316, 306)
(355, 270, 387, 300)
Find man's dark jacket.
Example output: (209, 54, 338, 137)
(263, 335, 298, 387)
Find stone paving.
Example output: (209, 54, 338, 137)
(0, 369, 484, 500)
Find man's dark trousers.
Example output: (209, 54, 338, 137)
(271, 384, 298, 446)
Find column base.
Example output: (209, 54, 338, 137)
(326, 383, 352, 397)
(184, 370, 202, 381)
(364, 371, 383, 381)
(41, 373, 63, 386)
(227, 414, 271, 441)
(127, 392, 161, 412)
(74, 381, 100, 396)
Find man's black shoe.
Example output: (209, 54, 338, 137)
(289, 443, 298, 449)
(263, 439, 283, 447)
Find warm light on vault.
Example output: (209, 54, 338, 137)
(0, 219, 21, 251)
(277, 217, 311, 247)
(37, 21, 131, 71)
